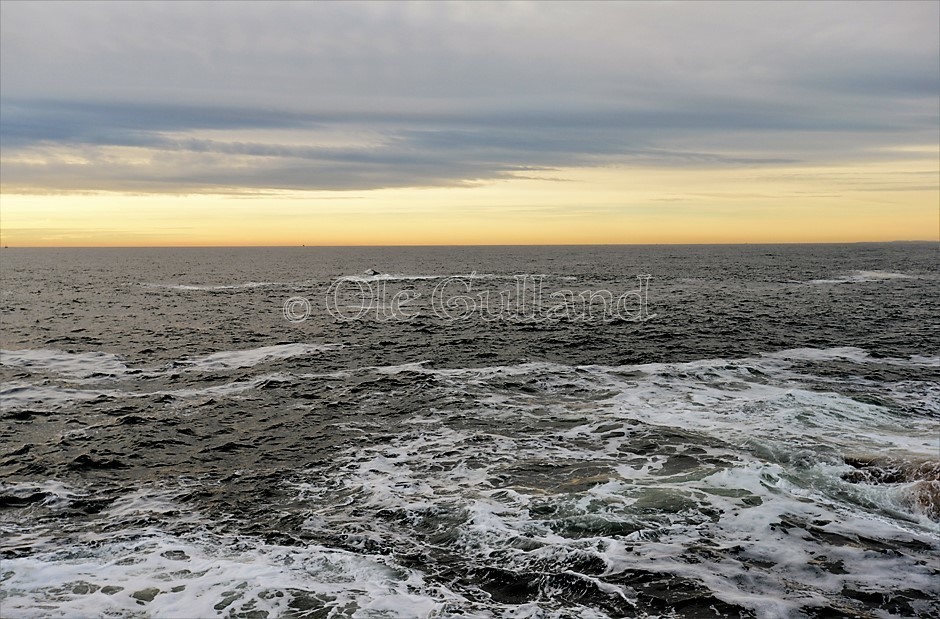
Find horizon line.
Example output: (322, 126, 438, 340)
(1, 240, 935, 249)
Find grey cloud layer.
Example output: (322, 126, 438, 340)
(1, 1, 937, 193)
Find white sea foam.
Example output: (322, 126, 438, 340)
(611, 366, 936, 456)
(0, 382, 116, 410)
(182, 343, 343, 371)
(1, 349, 128, 379)
(0, 344, 344, 408)
(5, 347, 936, 616)
(143, 281, 284, 291)
(806, 270, 915, 284)
(284, 346, 939, 616)
(298, 423, 938, 618)
(156, 373, 294, 400)
(0, 374, 295, 411)
(367, 349, 936, 456)
(763, 346, 940, 367)
(339, 272, 543, 283)
(342, 273, 444, 282)
(0, 485, 455, 619)
(1, 343, 344, 376)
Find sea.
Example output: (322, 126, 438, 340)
(0, 243, 938, 619)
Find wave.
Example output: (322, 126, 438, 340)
(0, 374, 292, 412)
(181, 343, 343, 371)
(805, 270, 915, 284)
(761, 346, 940, 367)
(1, 342, 343, 378)
(155, 372, 293, 399)
(0, 483, 451, 619)
(300, 347, 940, 515)
(841, 456, 940, 521)
(142, 282, 286, 291)
(0, 349, 128, 379)
(291, 412, 939, 617)
(338, 272, 577, 283)
(341, 273, 445, 282)
(0, 343, 343, 409)
(0, 382, 116, 411)
(2, 345, 938, 616)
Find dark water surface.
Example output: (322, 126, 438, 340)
(1, 244, 938, 618)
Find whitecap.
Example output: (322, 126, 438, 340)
(806, 270, 915, 284)
(0, 382, 116, 410)
(142, 281, 285, 291)
(182, 343, 343, 371)
(1, 349, 128, 379)
(0, 487, 455, 619)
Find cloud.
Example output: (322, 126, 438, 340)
(1, 1, 937, 194)
(0, 100, 317, 148)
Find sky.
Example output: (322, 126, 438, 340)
(0, 1, 937, 246)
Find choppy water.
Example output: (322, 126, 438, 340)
(1, 243, 938, 618)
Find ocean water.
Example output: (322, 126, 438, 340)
(0, 243, 938, 618)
